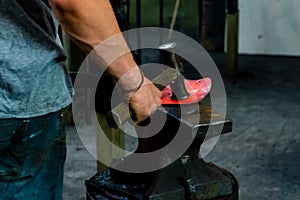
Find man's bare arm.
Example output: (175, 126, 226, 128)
(48, 0, 161, 123)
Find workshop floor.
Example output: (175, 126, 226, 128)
(62, 54, 300, 200)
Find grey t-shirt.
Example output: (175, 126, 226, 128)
(0, 0, 72, 118)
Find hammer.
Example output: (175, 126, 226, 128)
(106, 42, 189, 128)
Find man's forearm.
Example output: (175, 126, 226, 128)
(48, 0, 137, 85)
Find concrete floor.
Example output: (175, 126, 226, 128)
(63, 54, 300, 200)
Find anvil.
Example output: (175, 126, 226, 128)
(86, 102, 238, 199)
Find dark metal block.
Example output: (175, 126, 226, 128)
(86, 161, 238, 200)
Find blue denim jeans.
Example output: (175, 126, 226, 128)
(0, 109, 67, 200)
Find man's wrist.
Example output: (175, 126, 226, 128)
(116, 67, 145, 95)
(120, 69, 144, 93)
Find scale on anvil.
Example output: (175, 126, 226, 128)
(86, 43, 239, 200)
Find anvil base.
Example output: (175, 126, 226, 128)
(85, 159, 238, 200)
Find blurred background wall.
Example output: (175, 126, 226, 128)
(128, 0, 300, 56)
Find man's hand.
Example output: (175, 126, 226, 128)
(117, 67, 161, 124)
(127, 78, 161, 124)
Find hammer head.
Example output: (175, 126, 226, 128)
(159, 42, 190, 100)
